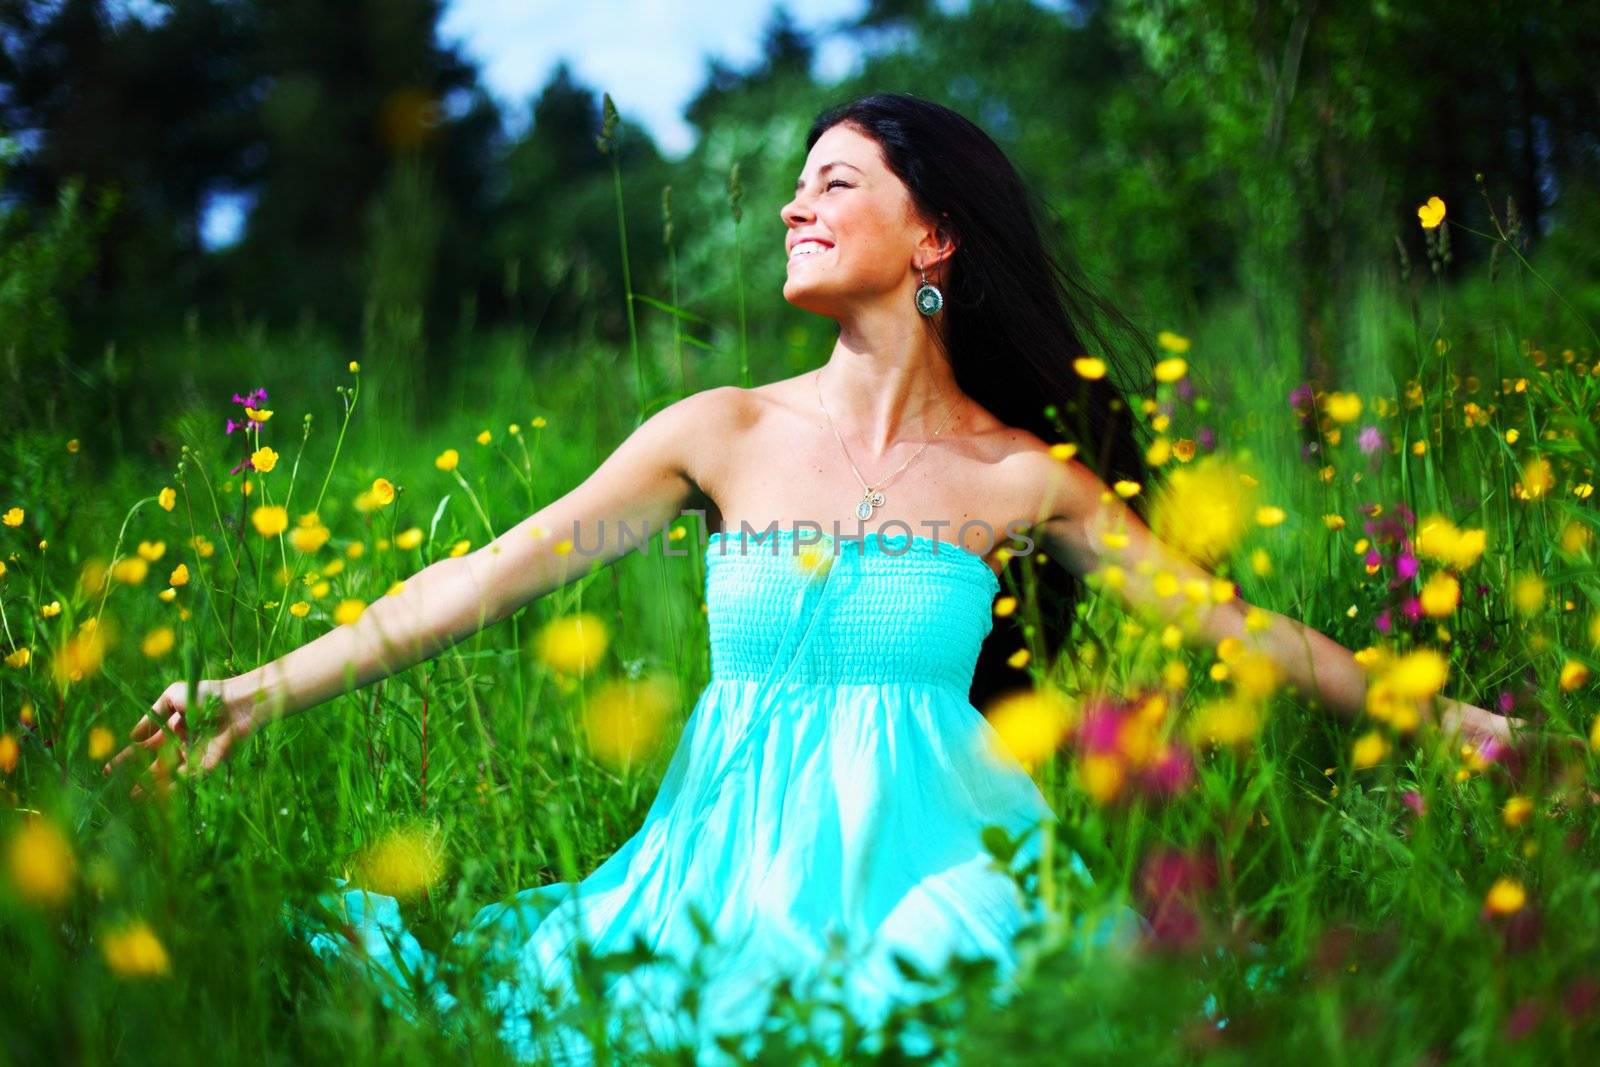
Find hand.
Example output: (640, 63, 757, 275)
(104, 679, 256, 798)
(1436, 698, 1523, 753)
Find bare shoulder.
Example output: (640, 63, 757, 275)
(983, 424, 1108, 524)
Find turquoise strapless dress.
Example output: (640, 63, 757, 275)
(294, 528, 1103, 1063)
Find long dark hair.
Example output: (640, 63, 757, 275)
(805, 92, 1155, 713)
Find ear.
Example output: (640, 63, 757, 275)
(916, 215, 958, 273)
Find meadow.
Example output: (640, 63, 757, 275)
(4, 175, 1600, 1067)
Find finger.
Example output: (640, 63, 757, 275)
(166, 709, 190, 746)
(199, 731, 232, 773)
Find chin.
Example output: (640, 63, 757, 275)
(781, 280, 840, 318)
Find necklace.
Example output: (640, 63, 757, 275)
(814, 368, 960, 522)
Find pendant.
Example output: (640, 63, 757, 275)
(855, 489, 886, 521)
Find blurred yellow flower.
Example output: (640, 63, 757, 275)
(1049, 442, 1079, 462)
(1113, 480, 1141, 499)
(531, 416, 547, 428)
(983, 686, 1076, 772)
(0, 733, 17, 773)
(1255, 505, 1286, 527)
(370, 478, 395, 506)
(88, 726, 114, 761)
(348, 360, 360, 373)
(1156, 330, 1191, 354)
(3, 507, 23, 527)
(40, 601, 61, 618)
(1517, 457, 1554, 500)
(6, 647, 30, 669)
(1072, 356, 1106, 380)
(1414, 516, 1486, 570)
(136, 540, 166, 562)
(1324, 393, 1363, 423)
(435, 448, 460, 472)
(1077, 753, 1125, 805)
(1419, 572, 1460, 617)
(251, 505, 288, 538)
(169, 563, 189, 587)
(289, 523, 331, 554)
(1389, 649, 1449, 700)
(1575, 483, 1594, 500)
(1511, 573, 1545, 615)
(1351, 730, 1390, 770)
(476, 430, 492, 445)
(449, 539, 472, 557)
(1322, 514, 1346, 531)
(289, 601, 310, 618)
(52, 626, 106, 686)
(333, 599, 366, 626)
(1560, 660, 1591, 692)
(243, 406, 272, 423)
(7, 816, 75, 907)
(534, 613, 608, 676)
(583, 675, 678, 769)
(1505, 428, 1520, 444)
(1190, 696, 1262, 747)
(353, 825, 445, 899)
(1231, 651, 1283, 700)
(158, 487, 176, 511)
(1502, 795, 1535, 829)
(993, 595, 1017, 618)
(1483, 877, 1525, 917)
(1416, 196, 1446, 230)
(1148, 455, 1256, 567)
(1007, 647, 1031, 669)
(251, 446, 278, 473)
(1154, 357, 1188, 383)
(395, 527, 424, 551)
(141, 627, 175, 659)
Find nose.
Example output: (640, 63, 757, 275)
(781, 191, 812, 228)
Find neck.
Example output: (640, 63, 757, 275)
(822, 311, 962, 455)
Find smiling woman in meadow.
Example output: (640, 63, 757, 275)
(98, 93, 1526, 1062)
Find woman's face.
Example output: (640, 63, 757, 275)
(779, 123, 942, 320)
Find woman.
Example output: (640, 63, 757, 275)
(110, 93, 1516, 1062)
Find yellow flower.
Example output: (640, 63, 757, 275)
(99, 921, 172, 979)
(1190, 696, 1262, 747)
(333, 599, 366, 626)
(353, 825, 446, 899)
(1416, 196, 1447, 230)
(983, 686, 1076, 772)
(395, 527, 424, 551)
(7, 817, 76, 907)
(1560, 660, 1591, 692)
(1414, 515, 1486, 570)
(67, 439, 79, 453)
(1255, 505, 1286, 527)
(476, 429, 492, 445)
(111, 557, 149, 585)
(1518, 457, 1554, 500)
(1323, 514, 1346, 531)
(1072, 356, 1106, 380)
(88, 726, 114, 761)
(310, 580, 330, 598)
(1154, 357, 1188, 383)
(136, 540, 166, 562)
(141, 627, 175, 659)
(449, 539, 471, 557)
(1231, 651, 1283, 700)
(1113, 480, 1141, 499)
(1505, 428, 1520, 444)
(1250, 548, 1272, 576)
(1324, 392, 1363, 424)
(534, 613, 608, 676)
(531, 416, 546, 428)
(251, 505, 288, 538)
(1077, 753, 1125, 805)
(0, 560, 6, 579)
(1156, 331, 1191, 354)
(6, 647, 31, 669)
(289, 523, 330, 554)
(1574, 483, 1595, 500)
(1148, 455, 1256, 567)
(1483, 877, 1525, 917)
(1007, 647, 1031, 669)
(3, 507, 23, 527)
(289, 601, 310, 618)
(1502, 795, 1535, 829)
(158, 487, 176, 512)
(40, 601, 61, 618)
(0, 733, 17, 773)
(250, 446, 278, 473)
(370, 478, 395, 507)
(243, 406, 272, 423)
(158, 586, 177, 603)
(1351, 730, 1390, 770)
(1419, 572, 1459, 617)
(348, 360, 360, 373)
(1511, 573, 1545, 615)
(386, 580, 405, 597)
(1145, 437, 1172, 466)
(583, 675, 678, 769)
(53, 626, 106, 686)
(434, 448, 460, 472)
(169, 563, 189, 587)
(1388, 649, 1448, 700)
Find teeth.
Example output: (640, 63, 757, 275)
(789, 240, 829, 258)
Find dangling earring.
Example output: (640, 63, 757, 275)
(914, 264, 944, 316)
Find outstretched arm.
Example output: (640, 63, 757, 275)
(1021, 451, 1517, 748)
(112, 387, 733, 780)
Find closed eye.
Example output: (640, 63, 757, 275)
(826, 180, 852, 190)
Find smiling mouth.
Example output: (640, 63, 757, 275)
(788, 241, 833, 260)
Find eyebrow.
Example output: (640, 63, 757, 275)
(794, 161, 862, 191)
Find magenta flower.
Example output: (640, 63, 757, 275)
(1401, 790, 1427, 817)
(1358, 426, 1383, 455)
(1374, 609, 1393, 634)
(1395, 551, 1418, 581)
